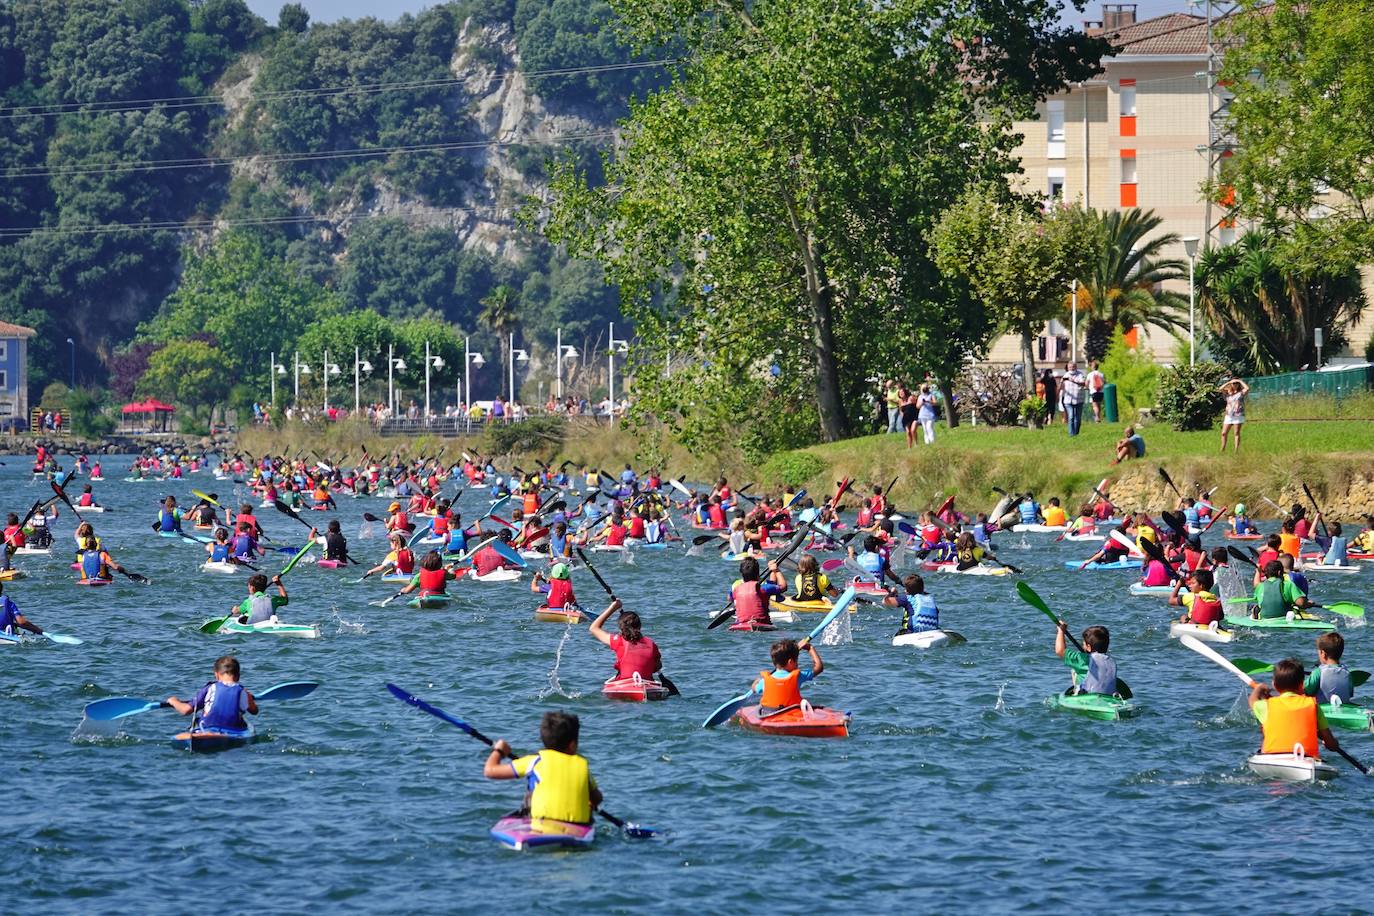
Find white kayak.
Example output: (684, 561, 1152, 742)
(1247, 751, 1337, 782)
(201, 561, 242, 575)
(519, 549, 549, 561)
(926, 563, 1010, 577)
(469, 568, 522, 583)
(1063, 531, 1100, 542)
(1010, 524, 1068, 533)
(1129, 583, 1175, 596)
(14, 546, 51, 556)
(891, 629, 966, 649)
(1303, 563, 1362, 575)
(1168, 621, 1234, 643)
(74, 506, 106, 513)
(592, 544, 628, 553)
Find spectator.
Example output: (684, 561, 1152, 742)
(902, 387, 920, 448)
(916, 383, 939, 445)
(1113, 426, 1146, 464)
(1219, 377, 1250, 453)
(1037, 368, 1057, 425)
(884, 380, 902, 433)
(1087, 361, 1106, 422)
(1060, 362, 1086, 437)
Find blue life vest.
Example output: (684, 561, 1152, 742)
(448, 528, 468, 554)
(1184, 506, 1200, 529)
(158, 509, 179, 532)
(549, 531, 568, 557)
(855, 551, 883, 576)
(971, 523, 990, 545)
(1314, 664, 1353, 703)
(232, 534, 254, 558)
(210, 543, 230, 562)
(1324, 536, 1349, 566)
(245, 592, 276, 624)
(81, 550, 103, 579)
(199, 682, 247, 731)
(1019, 502, 1039, 525)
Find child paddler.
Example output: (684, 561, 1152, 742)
(155, 496, 185, 535)
(752, 638, 825, 712)
(1306, 633, 1354, 704)
(1169, 568, 1224, 626)
(788, 554, 838, 603)
(1230, 503, 1256, 535)
(1042, 498, 1068, 528)
(531, 562, 580, 611)
(398, 550, 461, 598)
(166, 655, 257, 733)
(365, 532, 415, 578)
(1053, 623, 1118, 696)
(1251, 559, 1313, 619)
(484, 711, 602, 832)
(233, 573, 289, 624)
(0, 582, 46, 638)
(885, 574, 939, 636)
(730, 556, 786, 629)
(1249, 658, 1343, 761)
(589, 598, 663, 680)
(206, 528, 232, 564)
(323, 520, 350, 564)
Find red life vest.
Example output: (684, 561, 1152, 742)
(732, 580, 769, 626)
(614, 634, 659, 678)
(1188, 592, 1224, 625)
(418, 567, 447, 594)
(391, 511, 410, 531)
(708, 504, 726, 528)
(605, 524, 627, 547)
(78, 493, 93, 506)
(394, 548, 415, 575)
(474, 546, 505, 575)
(4, 524, 25, 548)
(856, 507, 873, 527)
(547, 578, 576, 608)
(432, 514, 450, 535)
(627, 516, 646, 539)
(920, 524, 941, 547)
(760, 669, 802, 708)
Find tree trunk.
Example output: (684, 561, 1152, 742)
(782, 190, 849, 442)
(938, 378, 959, 428)
(1020, 325, 1037, 394)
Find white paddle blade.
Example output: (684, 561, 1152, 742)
(1180, 634, 1256, 687)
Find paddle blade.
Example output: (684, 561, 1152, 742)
(257, 681, 319, 702)
(82, 697, 163, 721)
(280, 539, 317, 576)
(385, 683, 490, 744)
(1015, 580, 1059, 626)
(1232, 658, 1273, 675)
(705, 602, 735, 630)
(1324, 601, 1365, 618)
(492, 540, 528, 568)
(701, 692, 752, 728)
(43, 632, 82, 646)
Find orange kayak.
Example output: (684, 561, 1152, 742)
(734, 702, 849, 738)
(533, 605, 584, 624)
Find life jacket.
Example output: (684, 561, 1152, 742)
(546, 578, 576, 609)
(198, 682, 247, 730)
(1313, 664, 1353, 704)
(232, 534, 254, 558)
(898, 593, 939, 633)
(1324, 536, 1349, 566)
(605, 523, 627, 547)
(759, 669, 802, 709)
(1018, 502, 1039, 525)
(1259, 692, 1320, 757)
(473, 545, 505, 575)
(1079, 652, 1117, 695)
(245, 592, 275, 624)
(627, 516, 646, 539)
(615, 635, 659, 678)
(1233, 516, 1254, 534)
(432, 514, 450, 536)
(1187, 590, 1223, 625)
(1278, 532, 1300, 558)
(794, 572, 825, 602)
(856, 506, 873, 527)
(1043, 506, 1067, 527)
(1184, 506, 1200, 529)
(695, 505, 710, 525)
(210, 542, 230, 563)
(394, 548, 415, 574)
(854, 551, 883, 577)
(1183, 547, 1205, 571)
(158, 508, 179, 532)
(707, 504, 726, 528)
(549, 532, 569, 557)
(644, 520, 662, 544)
(1257, 578, 1289, 619)
(1093, 500, 1114, 521)
(523, 492, 540, 516)
(78, 493, 93, 507)
(81, 549, 105, 580)
(236, 513, 258, 533)
(418, 567, 448, 594)
(391, 511, 411, 531)
(3, 524, 24, 548)
(1293, 517, 1311, 540)
(920, 524, 940, 547)
(1141, 560, 1171, 587)
(731, 579, 769, 626)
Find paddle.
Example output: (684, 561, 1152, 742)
(577, 548, 679, 697)
(706, 528, 809, 630)
(50, 478, 83, 522)
(385, 683, 659, 836)
(35, 630, 83, 645)
(702, 586, 858, 727)
(1016, 581, 1132, 699)
(1227, 545, 1257, 568)
(82, 681, 319, 722)
(1303, 481, 1330, 540)
(200, 537, 315, 634)
(1158, 467, 1182, 499)
(1234, 658, 1371, 688)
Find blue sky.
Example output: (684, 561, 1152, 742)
(244, 0, 1192, 27)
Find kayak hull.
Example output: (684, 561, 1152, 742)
(220, 619, 321, 639)
(534, 605, 583, 624)
(470, 568, 522, 583)
(490, 816, 595, 851)
(728, 620, 776, 632)
(1010, 524, 1068, 533)
(891, 629, 962, 649)
(172, 724, 257, 752)
(734, 703, 849, 738)
(1321, 700, 1374, 732)
(407, 595, 451, 609)
(1247, 752, 1337, 782)
(1225, 532, 1264, 541)
(201, 561, 241, 575)
(1223, 614, 1336, 632)
(1129, 583, 1175, 596)
(602, 674, 671, 702)
(922, 563, 1010, 576)
(771, 597, 848, 613)
(1302, 564, 1361, 574)
(1168, 621, 1235, 643)
(1065, 559, 1142, 571)
(1049, 692, 1140, 721)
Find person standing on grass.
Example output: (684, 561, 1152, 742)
(1060, 362, 1086, 437)
(1038, 368, 1057, 425)
(916, 383, 939, 445)
(1087, 361, 1106, 422)
(902, 387, 920, 448)
(1219, 377, 1249, 453)
(885, 379, 902, 433)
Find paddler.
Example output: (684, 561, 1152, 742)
(952, 531, 993, 571)
(323, 520, 350, 564)
(1308, 515, 1349, 567)
(1306, 633, 1354, 704)
(589, 597, 663, 681)
(886, 574, 940, 636)
(788, 554, 838, 603)
(730, 557, 786, 629)
(77, 484, 100, 509)
(398, 550, 461, 598)
(1249, 658, 1343, 762)
(1017, 493, 1043, 527)
(1230, 504, 1255, 536)
(531, 562, 580, 611)
(1169, 568, 1224, 626)
(1053, 623, 1118, 696)
(231, 521, 263, 561)
(78, 539, 123, 583)
(1251, 559, 1313, 619)
(483, 711, 602, 831)
(847, 535, 887, 581)
(165, 655, 257, 733)
(385, 501, 412, 534)
(233, 573, 290, 624)
(0, 582, 46, 638)
(365, 532, 415, 578)
(1069, 504, 1096, 535)
(155, 496, 185, 535)
(1278, 519, 1301, 559)
(1042, 498, 1068, 528)
(472, 530, 521, 576)
(205, 528, 233, 564)
(236, 504, 266, 541)
(752, 638, 825, 713)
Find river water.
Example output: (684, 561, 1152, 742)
(5, 460, 1371, 913)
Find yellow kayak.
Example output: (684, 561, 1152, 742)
(771, 597, 855, 614)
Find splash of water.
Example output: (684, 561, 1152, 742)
(358, 520, 377, 540)
(819, 608, 853, 646)
(993, 682, 1008, 713)
(329, 605, 366, 635)
(619, 550, 636, 566)
(539, 622, 581, 699)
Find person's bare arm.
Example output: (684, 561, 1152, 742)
(588, 598, 620, 646)
(484, 739, 516, 779)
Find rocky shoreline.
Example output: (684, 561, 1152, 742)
(0, 433, 236, 458)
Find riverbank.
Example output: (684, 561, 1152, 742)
(0, 431, 231, 457)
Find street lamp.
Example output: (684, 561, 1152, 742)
(294, 353, 312, 405)
(65, 337, 75, 388)
(508, 333, 529, 413)
(463, 336, 485, 417)
(555, 328, 580, 399)
(354, 348, 372, 413)
(322, 350, 340, 412)
(1183, 236, 1200, 366)
(270, 353, 286, 406)
(607, 321, 629, 420)
(387, 348, 407, 416)
(423, 340, 445, 421)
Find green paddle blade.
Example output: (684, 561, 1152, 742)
(1354, 671, 1371, 688)
(1323, 601, 1365, 618)
(199, 615, 231, 634)
(1224, 595, 1256, 604)
(1232, 658, 1273, 675)
(1015, 581, 1060, 626)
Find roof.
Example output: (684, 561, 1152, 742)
(0, 320, 37, 338)
(1104, 12, 1207, 55)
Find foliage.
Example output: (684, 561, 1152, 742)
(483, 414, 566, 455)
(546, 0, 1105, 451)
(1196, 230, 1366, 375)
(759, 450, 826, 488)
(65, 387, 114, 438)
(1018, 396, 1047, 424)
(513, 0, 671, 110)
(930, 189, 1100, 391)
(38, 382, 71, 412)
(1155, 362, 1230, 432)
(1219, 1, 1374, 266)
(138, 340, 233, 418)
(1099, 334, 1161, 413)
(1076, 209, 1188, 362)
(953, 367, 1025, 427)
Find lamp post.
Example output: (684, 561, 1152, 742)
(508, 333, 529, 414)
(1069, 281, 1078, 364)
(556, 327, 577, 399)
(1183, 236, 1200, 366)
(354, 347, 372, 413)
(270, 353, 286, 406)
(293, 352, 312, 405)
(322, 350, 339, 412)
(423, 341, 445, 422)
(607, 321, 629, 420)
(65, 337, 75, 388)
(463, 336, 485, 427)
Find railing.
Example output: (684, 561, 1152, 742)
(375, 417, 491, 437)
(1242, 366, 1374, 400)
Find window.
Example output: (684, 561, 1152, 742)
(0, 341, 8, 360)
(1046, 99, 1066, 159)
(1120, 151, 1137, 207)
(1120, 156, 1137, 184)
(0, 370, 8, 390)
(1047, 166, 1066, 202)
(1119, 80, 1137, 116)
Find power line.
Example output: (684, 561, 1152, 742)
(0, 206, 523, 239)
(0, 58, 677, 121)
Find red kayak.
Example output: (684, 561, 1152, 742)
(602, 674, 671, 702)
(728, 620, 776, 632)
(734, 702, 849, 738)
(1224, 532, 1263, 541)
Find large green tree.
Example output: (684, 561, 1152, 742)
(545, 0, 1103, 447)
(138, 339, 232, 420)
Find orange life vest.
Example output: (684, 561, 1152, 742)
(1260, 692, 1321, 757)
(523, 492, 540, 516)
(759, 669, 802, 708)
(1278, 533, 1301, 558)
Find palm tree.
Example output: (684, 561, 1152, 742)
(1077, 209, 1188, 362)
(1197, 231, 1365, 374)
(479, 285, 520, 396)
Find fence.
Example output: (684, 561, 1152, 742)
(1242, 366, 1374, 400)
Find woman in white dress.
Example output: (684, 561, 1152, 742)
(1219, 377, 1249, 453)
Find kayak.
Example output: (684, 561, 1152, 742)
(1301, 552, 1374, 562)
(380, 573, 413, 584)
(157, 531, 183, 539)
(1224, 614, 1336, 632)
(721, 551, 762, 562)
(1063, 532, 1100, 542)
(76, 578, 112, 586)
(534, 605, 584, 624)
(1302, 563, 1361, 574)
(734, 702, 850, 738)
(922, 562, 1010, 577)
(1168, 621, 1235, 643)
(0, 631, 20, 647)
(602, 673, 671, 702)
(14, 546, 51, 556)
(519, 549, 548, 561)
(0, 569, 27, 581)
(470, 568, 522, 583)
(1011, 524, 1068, 533)
(592, 544, 628, 553)
(172, 724, 257, 752)
(847, 579, 888, 596)
(771, 597, 852, 613)
(317, 559, 345, 569)
(201, 561, 242, 575)
(1048, 691, 1140, 721)
(89, 476, 104, 481)
(1246, 751, 1337, 782)
(490, 815, 596, 851)
(891, 629, 964, 649)
(729, 620, 777, 632)
(1128, 583, 1175, 596)
(1321, 698, 1374, 732)
(407, 595, 451, 609)
(1225, 532, 1264, 541)
(219, 619, 322, 638)
(1064, 559, 1142, 571)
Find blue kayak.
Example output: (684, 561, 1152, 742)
(1064, 558, 1142, 571)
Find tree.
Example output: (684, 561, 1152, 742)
(138, 340, 232, 421)
(545, 0, 1104, 447)
(278, 3, 309, 34)
(1078, 209, 1188, 363)
(480, 284, 521, 394)
(929, 188, 1099, 391)
(1196, 230, 1366, 374)
(1219, 2, 1374, 266)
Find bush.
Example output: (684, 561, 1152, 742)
(484, 416, 567, 455)
(65, 388, 113, 438)
(759, 450, 826, 488)
(953, 367, 1023, 426)
(1018, 395, 1047, 424)
(1155, 362, 1230, 431)
(1100, 334, 1161, 412)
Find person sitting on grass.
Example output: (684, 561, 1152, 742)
(1112, 426, 1146, 464)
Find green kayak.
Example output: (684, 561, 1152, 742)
(407, 595, 451, 609)
(1223, 615, 1336, 633)
(1322, 701, 1374, 732)
(219, 619, 321, 639)
(1049, 691, 1140, 721)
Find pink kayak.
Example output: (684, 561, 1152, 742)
(602, 674, 671, 702)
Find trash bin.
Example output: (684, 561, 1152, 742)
(1103, 382, 1119, 423)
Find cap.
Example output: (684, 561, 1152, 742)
(550, 563, 571, 580)
(1234, 503, 1246, 514)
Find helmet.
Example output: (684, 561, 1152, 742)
(389, 502, 401, 511)
(550, 563, 571, 580)
(1234, 503, 1246, 515)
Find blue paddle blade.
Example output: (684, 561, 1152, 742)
(897, 521, 917, 535)
(43, 632, 82, 646)
(385, 683, 487, 742)
(701, 692, 753, 729)
(492, 540, 528, 568)
(82, 697, 163, 721)
(256, 681, 320, 702)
